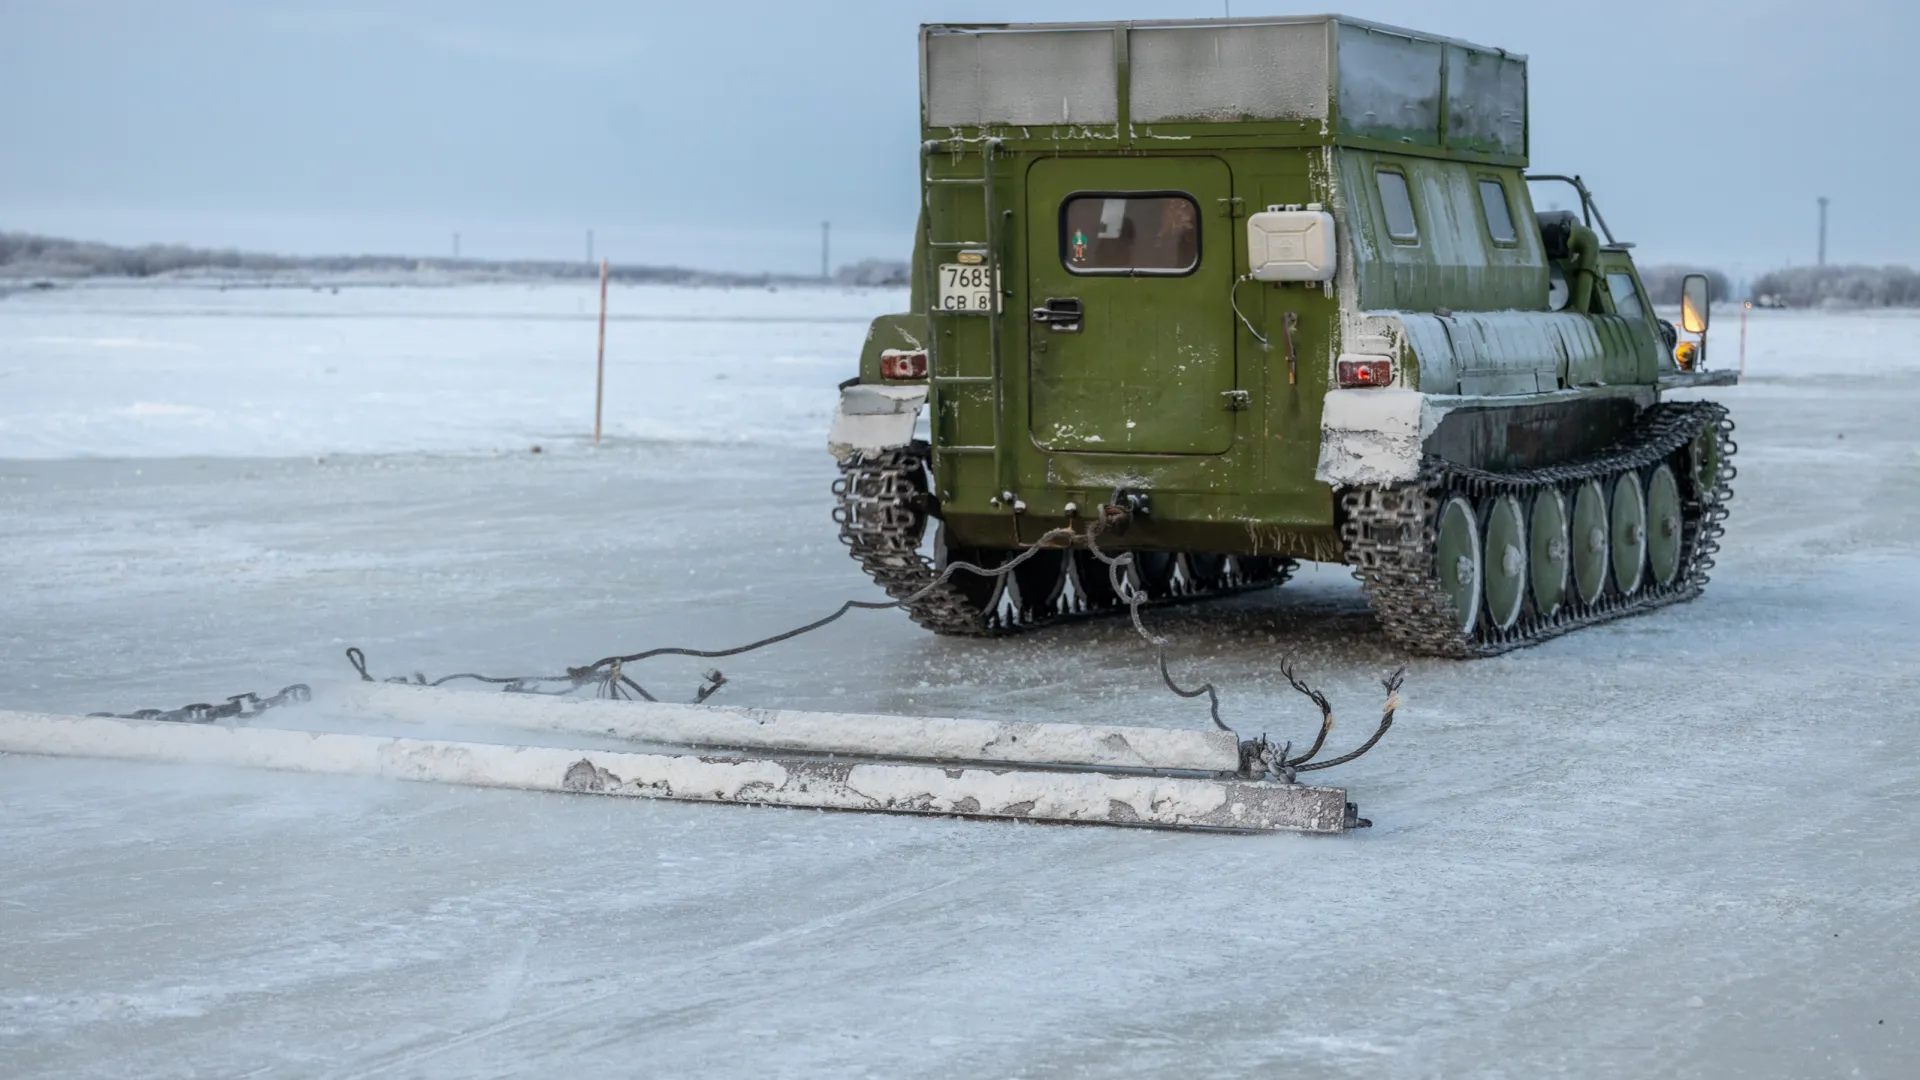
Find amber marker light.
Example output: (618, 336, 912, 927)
(1337, 358, 1394, 388)
(881, 350, 929, 380)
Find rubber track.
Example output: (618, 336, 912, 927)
(1338, 401, 1738, 657)
(833, 446, 1294, 637)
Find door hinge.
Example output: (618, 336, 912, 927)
(1221, 389, 1251, 410)
(1215, 196, 1245, 219)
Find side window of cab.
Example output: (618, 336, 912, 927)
(1476, 177, 1518, 246)
(1605, 271, 1647, 320)
(1375, 169, 1419, 245)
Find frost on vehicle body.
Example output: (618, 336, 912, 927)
(828, 15, 1737, 655)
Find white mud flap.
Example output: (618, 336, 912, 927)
(1316, 387, 1427, 486)
(0, 688, 1357, 834)
(827, 383, 927, 463)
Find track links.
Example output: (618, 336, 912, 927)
(1339, 401, 1737, 657)
(833, 444, 1294, 637)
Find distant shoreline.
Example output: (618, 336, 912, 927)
(0, 231, 909, 289)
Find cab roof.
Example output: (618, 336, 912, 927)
(920, 15, 1527, 163)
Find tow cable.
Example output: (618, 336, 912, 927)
(87, 505, 1404, 786)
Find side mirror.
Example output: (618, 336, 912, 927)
(1681, 273, 1711, 334)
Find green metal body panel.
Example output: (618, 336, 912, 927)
(1337, 149, 1545, 313)
(846, 16, 1675, 563)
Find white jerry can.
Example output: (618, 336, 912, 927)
(1246, 206, 1337, 283)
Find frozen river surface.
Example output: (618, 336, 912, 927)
(2, 284, 1917, 1078)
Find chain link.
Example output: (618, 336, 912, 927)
(89, 683, 312, 724)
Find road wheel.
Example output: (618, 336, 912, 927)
(1231, 555, 1288, 587)
(1529, 487, 1570, 619)
(1434, 493, 1483, 634)
(1126, 551, 1179, 600)
(1646, 463, 1684, 588)
(1071, 550, 1122, 611)
(1011, 548, 1067, 619)
(1571, 479, 1610, 606)
(1610, 470, 1648, 597)
(1481, 493, 1527, 632)
(1181, 553, 1230, 593)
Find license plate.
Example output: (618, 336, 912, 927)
(937, 263, 998, 313)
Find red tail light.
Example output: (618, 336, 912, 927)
(880, 349, 929, 380)
(1337, 358, 1393, 388)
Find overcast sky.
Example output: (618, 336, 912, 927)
(1, 0, 1910, 278)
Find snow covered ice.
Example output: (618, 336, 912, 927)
(2, 284, 1918, 1077)
(0, 281, 866, 460)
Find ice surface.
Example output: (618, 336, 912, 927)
(0, 282, 895, 460)
(2, 287, 1918, 1077)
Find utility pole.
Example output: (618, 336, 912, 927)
(452, 232, 461, 259)
(1816, 197, 1829, 267)
(594, 258, 608, 444)
(820, 221, 830, 281)
(586, 229, 594, 265)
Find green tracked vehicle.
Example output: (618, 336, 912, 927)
(828, 15, 1737, 657)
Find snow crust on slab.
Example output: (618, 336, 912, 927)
(0, 710, 1341, 832)
(341, 681, 1243, 773)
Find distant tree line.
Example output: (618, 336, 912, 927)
(1749, 265, 1920, 308)
(832, 258, 910, 287)
(1636, 265, 1732, 306)
(0, 231, 839, 287)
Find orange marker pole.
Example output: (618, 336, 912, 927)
(594, 258, 609, 444)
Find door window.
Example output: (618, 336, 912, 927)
(1060, 194, 1200, 274)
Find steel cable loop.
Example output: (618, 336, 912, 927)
(343, 527, 1084, 701)
(337, 509, 1403, 779)
(104, 510, 1400, 780)
(1294, 668, 1404, 773)
(1279, 658, 1336, 765)
(1080, 518, 1234, 734)
(1046, 513, 1404, 777)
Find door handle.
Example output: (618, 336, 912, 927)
(1030, 297, 1083, 333)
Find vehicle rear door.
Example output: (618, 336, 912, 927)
(1025, 156, 1236, 455)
